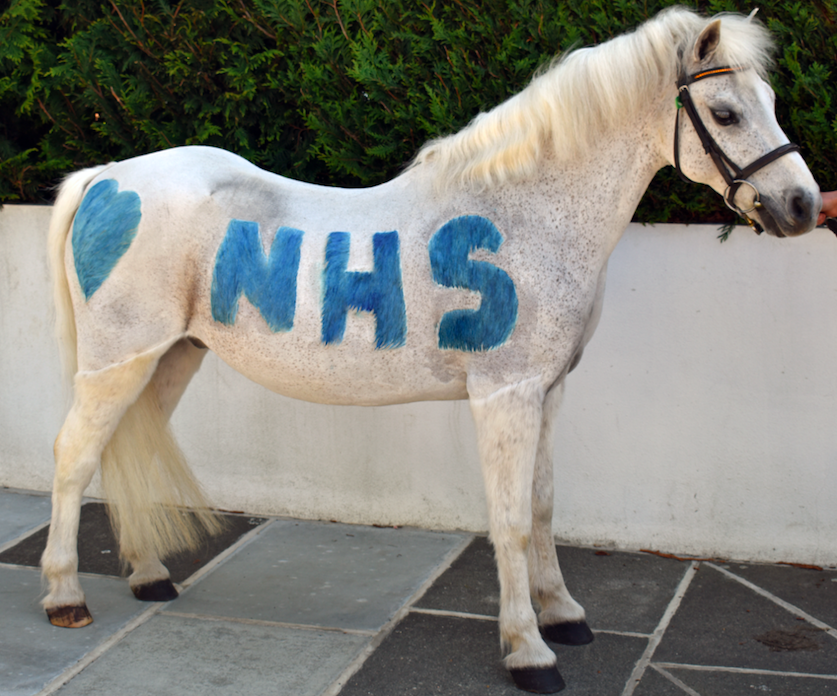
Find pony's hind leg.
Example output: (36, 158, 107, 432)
(528, 381, 594, 646)
(470, 377, 565, 694)
(42, 352, 161, 627)
(116, 339, 212, 602)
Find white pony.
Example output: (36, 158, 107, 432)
(41, 8, 819, 693)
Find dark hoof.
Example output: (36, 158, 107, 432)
(46, 604, 94, 628)
(542, 620, 595, 646)
(509, 665, 566, 693)
(132, 578, 179, 602)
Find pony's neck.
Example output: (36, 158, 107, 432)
(517, 91, 672, 251)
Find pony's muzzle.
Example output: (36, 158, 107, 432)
(777, 186, 820, 237)
(729, 183, 819, 238)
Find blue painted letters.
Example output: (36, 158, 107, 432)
(429, 215, 518, 351)
(322, 231, 407, 349)
(208, 215, 516, 352)
(73, 179, 142, 300)
(211, 220, 303, 332)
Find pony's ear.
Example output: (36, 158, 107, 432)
(693, 19, 722, 64)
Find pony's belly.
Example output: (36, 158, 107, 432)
(203, 332, 470, 406)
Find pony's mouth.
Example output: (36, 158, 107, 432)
(751, 205, 786, 238)
(750, 193, 818, 238)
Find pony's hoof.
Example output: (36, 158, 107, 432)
(132, 578, 179, 602)
(542, 620, 595, 646)
(509, 665, 566, 693)
(46, 604, 94, 628)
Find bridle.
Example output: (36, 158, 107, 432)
(673, 65, 800, 234)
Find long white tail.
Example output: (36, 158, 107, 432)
(49, 168, 220, 562)
(48, 165, 111, 381)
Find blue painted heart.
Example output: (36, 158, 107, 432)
(72, 179, 142, 300)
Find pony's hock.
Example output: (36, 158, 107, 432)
(40, 7, 820, 693)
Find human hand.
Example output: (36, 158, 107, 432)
(818, 190, 837, 225)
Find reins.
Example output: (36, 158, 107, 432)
(673, 66, 800, 234)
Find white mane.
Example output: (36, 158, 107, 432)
(412, 7, 775, 189)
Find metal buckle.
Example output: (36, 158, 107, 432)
(724, 179, 762, 215)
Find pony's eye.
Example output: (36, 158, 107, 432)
(711, 109, 738, 126)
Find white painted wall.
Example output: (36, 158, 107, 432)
(2, 204, 836, 565)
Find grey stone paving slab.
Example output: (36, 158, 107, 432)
(340, 611, 648, 695)
(415, 536, 500, 616)
(631, 667, 685, 696)
(0, 565, 148, 696)
(56, 614, 368, 696)
(0, 488, 50, 547)
(167, 519, 465, 631)
(0, 501, 267, 583)
(654, 563, 837, 675)
(558, 547, 690, 635)
(637, 665, 837, 696)
(417, 537, 689, 634)
(727, 562, 837, 630)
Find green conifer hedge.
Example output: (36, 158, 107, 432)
(1, 0, 835, 225)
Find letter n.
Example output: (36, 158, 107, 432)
(211, 220, 303, 332)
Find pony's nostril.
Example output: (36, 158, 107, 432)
(789, 190, 813, 223)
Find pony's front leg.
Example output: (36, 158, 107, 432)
(529, 381, 593, 646)
(470, 378, 564, 694)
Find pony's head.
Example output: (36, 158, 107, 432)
(413, 8, 820, 237)
(671, 13, 819, 237)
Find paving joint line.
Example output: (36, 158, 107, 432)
(406, 609, 656, 642)
(621, 561, 700, 696)
(320, 533, 475, 696)
(0, 519, 51, 555)
(0, 562, 124, 581)
(653, 662, 837, 680)
(707, 562, 837, 641)
(650, 664, 702, 696)
(410, 606, 498, 622)
(1, 486, 51, 498)
(161, 610, 377, 636)
(595, 629, 654, 639)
